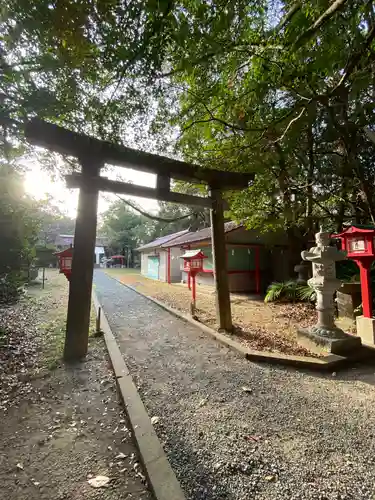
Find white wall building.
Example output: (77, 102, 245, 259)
(137, 230, 188, 282)
(55, 234, 106, 266)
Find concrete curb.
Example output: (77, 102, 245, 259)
(106, 274, 347, 371)
(92, 291, 187, 500)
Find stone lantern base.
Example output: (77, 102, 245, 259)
(356, 316, 375, 345)
(297, 326, 361, 356)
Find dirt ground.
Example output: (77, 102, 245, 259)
(106, 269, 316, 357)
(0, 270, 152, 500)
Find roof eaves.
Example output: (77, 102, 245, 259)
(136, 229, 189, 251)
(164, 222, 243, 248)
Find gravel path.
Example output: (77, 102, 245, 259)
(94, 271, 375, 500)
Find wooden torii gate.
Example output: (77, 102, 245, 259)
(25, 118, 253, 361)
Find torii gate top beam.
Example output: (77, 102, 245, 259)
(24, 118, 252, 189)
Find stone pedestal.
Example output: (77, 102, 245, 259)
(337, 282, 362, 319)
(297, 231, 361, 356)
(297, 326, 360, 355)
(356, 316, 375, 345)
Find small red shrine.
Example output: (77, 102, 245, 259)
(180, 249, 207, 311)
(181, 249, 207, 274)
(334, 225, 375, 318)
(55, 247, 73, 282)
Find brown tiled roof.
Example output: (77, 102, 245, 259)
(162, 222, 241, 247)
(136, 229, 189, 251)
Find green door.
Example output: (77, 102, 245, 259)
(147, 256, 159, 279)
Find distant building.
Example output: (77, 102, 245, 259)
(136, 230, 189, 282)
(137, 223, 290, 293)
(55, 234, 107, 266)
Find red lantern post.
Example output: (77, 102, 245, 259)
(55, 247, 73, 282)
(334, 226, 375, 318)
(180, 250, 207, 314)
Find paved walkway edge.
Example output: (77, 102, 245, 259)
(92, 291, 187, 500)
(109, 276, 347, 371)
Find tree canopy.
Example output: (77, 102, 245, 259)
(1, 0, 375, 252)
(100, 197, 209, 255)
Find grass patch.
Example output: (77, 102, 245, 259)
(23, 270, 99, 371)
(40, 304, 99, 371)
(40, 317, 66, 370)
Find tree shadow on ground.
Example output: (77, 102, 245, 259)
(276, 356, 375, 388)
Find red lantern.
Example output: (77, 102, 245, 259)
(333, 225, 375, 318)
(180, 250, 207, 309)
(55, 247, 73, 281)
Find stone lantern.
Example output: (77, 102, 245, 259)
(294, 260, 311, 284)
(297, 231, 361, 355)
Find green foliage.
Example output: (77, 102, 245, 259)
(265, 280, 315, 304)
(297, 284, 317, 303)
(100, 201, 149, 255)
(34, 196, 75, 246)
(0, 274, 24, 304)
(35, 245, 57, 268)
(265, 281, 299, 303)
(336, 260, 361, 282)
(0, 164, 40, 301)
(160, 1, 375, 247)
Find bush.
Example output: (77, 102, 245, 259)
(264, 280, 316, 304)
(298, 284, 316, 302)
(0, 274, 24, 304)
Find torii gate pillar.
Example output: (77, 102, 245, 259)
(64, 158, 102, 361)
(210, 188, 232, 332)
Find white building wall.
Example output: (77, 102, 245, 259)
(169, 247, 183, 282)
(94, 246, 105, 266)
(159, 250, 167, 281)
(139, 247, 183, 282)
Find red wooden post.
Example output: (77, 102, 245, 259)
(188, 271, 191, 290)
(192, 274, 196, 307)
(255, 246, 261, 294)
(358, 260, 373, 318)
(167, 247, 171, 284)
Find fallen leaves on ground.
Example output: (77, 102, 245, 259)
(111, 271, 317, 357)
(0, 300, 42, 411)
